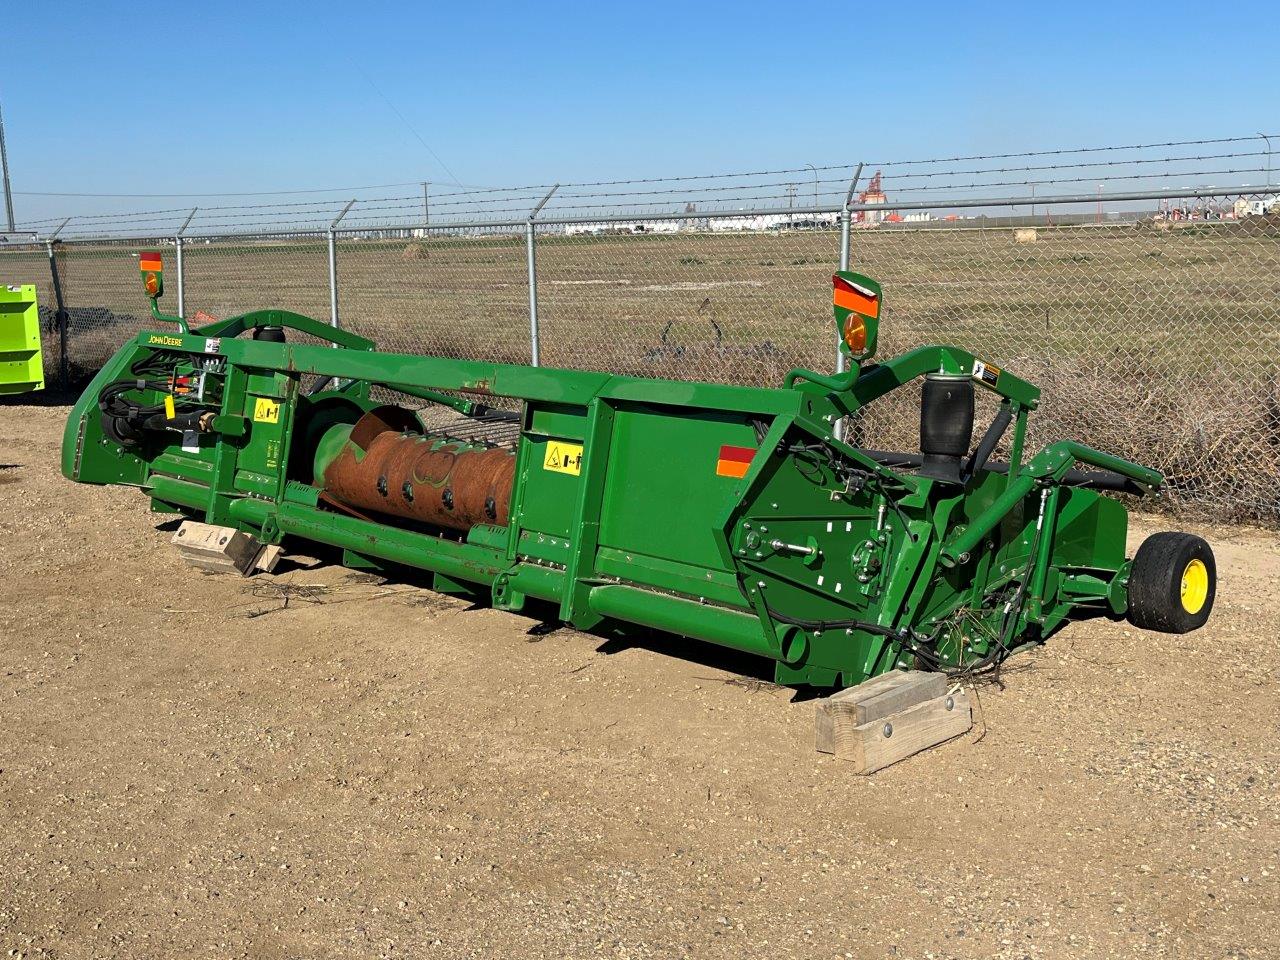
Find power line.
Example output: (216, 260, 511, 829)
(353, 63, 462, 189)
(17, 181, 436, 199)
(17, 132, 1279, 235)
(20, 134, 1278, 202)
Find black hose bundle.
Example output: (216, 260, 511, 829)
(97, 356, 212, 445)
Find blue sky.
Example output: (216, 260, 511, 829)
(4, 0, 1277, 222)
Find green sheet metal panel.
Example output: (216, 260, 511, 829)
(0, 284, 43, 394)
(596, 404, 759, 585)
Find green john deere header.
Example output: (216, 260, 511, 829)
(60, 253, 1216, 688)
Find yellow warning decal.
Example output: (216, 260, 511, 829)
(972, 359, 1002, 388)
(543, 441, 583, 476)
(163, 395, 176, 419)
(252, 397, 281, 424)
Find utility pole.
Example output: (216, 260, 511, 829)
(421, 181, 430, 229)
(0, 99, 15, 232)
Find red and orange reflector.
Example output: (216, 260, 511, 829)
(833, 274, 879, 317)
(140, 251, 163, 296)
(716, 444, 755, 479)
(842, 314, 868, 354)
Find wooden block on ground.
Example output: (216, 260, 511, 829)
(843, 690, 972, 774)
(816, 669, 972, 773)
(172, 521, 279, 576)
(254, 543, 284, 574)
(815, 670, 947, 754)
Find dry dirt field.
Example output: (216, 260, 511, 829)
(2, 399, 1278, 960)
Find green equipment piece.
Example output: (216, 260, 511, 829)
(0, 284, 44, 394)
(60, 253, 1216, 688)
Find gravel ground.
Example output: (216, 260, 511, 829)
(1, 401, 1276, 960)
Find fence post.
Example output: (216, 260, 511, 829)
(44, 218, 71, 389)
(834, 166, 863, 442)
(328, 200, 357, 330)
(175, 207, 198, 318)
(836, 163, 864, 376)
(525, 184, 559, 366)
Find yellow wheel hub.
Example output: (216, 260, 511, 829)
(1180, 558, 1209, 614)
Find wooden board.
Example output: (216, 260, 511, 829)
(816, 671, 971, 774)
(843, 690, 972, 774)
(172, 521, 279, 576)
(815, 670, 945, 755)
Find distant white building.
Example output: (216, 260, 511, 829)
(563, 219, 684, 236)
(707, 211, 839, 232)
(1233, 196, 1278, 218)
(561, 211, 840, 235)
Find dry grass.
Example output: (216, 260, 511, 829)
(5, 220, 1278, 518)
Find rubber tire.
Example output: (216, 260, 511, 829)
(1126, 532, 1216, 633)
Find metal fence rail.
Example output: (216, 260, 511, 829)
(2, 184, 1278, 522)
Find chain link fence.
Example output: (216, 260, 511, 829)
(535, 223, 840, 385)
(848, 215, 1280, 518)
(182, 236, 330, 322)
(2, 190, 1277, 521)
(336, 227, 529, 364)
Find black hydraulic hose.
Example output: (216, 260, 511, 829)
(858, 449, 924, 469)
(304, 375, 334, 396)
(139, 409, 212, 432)
(856, 449, 1147, 495)
(965, 406, 1012, 481)
(767, 607, 904, 639)
(735, 572, 905, 641)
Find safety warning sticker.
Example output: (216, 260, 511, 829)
(544, 441, 583, 476)
(252, 397, 281, 424)
(972, 359, 1001, 388)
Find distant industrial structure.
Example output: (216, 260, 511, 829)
(855, 170, 887, 224)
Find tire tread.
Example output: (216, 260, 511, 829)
(1127, 531, 1215, 634)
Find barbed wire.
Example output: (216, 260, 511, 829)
(13, 132, 1277, 239)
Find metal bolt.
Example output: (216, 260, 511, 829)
(944, 696, 955, 711)
(882, 722, 893, 738)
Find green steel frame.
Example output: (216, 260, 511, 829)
(61, 279, 1165, 688)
